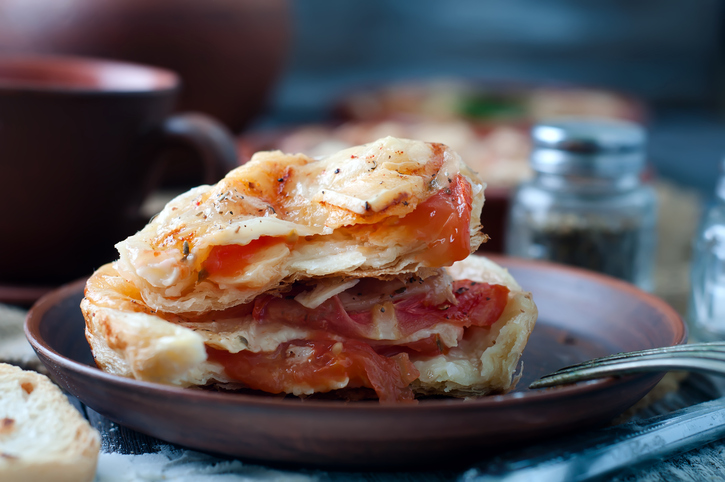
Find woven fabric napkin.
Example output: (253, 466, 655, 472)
(0, 303, 43, 372)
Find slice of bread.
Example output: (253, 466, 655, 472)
(0, 363, 100, 482)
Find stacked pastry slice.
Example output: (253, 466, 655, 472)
(81, 137, 537, 402)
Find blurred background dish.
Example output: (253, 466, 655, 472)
(243, 81, 645, 189)
(0, 0, 291, 133)
(334, 80, 644, 124)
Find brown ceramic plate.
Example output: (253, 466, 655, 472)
(25, 256, 685, 469)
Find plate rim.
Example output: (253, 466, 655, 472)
(0, 282, 56, 305)
(24, 255, 687, 412)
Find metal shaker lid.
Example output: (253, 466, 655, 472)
(530, 118, 646, 177)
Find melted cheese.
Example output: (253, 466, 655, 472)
(294, 278, 360, 309)
(178, 319, 313, 354)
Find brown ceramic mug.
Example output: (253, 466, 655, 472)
(0, 55, 239, 285)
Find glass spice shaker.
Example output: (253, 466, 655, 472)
(687, 160, 725, 342)
(505, 118, 657, 290)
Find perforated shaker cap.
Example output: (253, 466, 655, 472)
(530, 118, 647, 177)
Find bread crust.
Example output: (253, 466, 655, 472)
(0, 364, 100, 482)
(82, 255, 537, 397)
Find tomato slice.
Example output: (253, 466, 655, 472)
(206, 340, 419, 403)
(396, 174, 473, 266)
(202, 237, 285, 278)
(441, 280, 511, 327)
(368, 280, 509, 335)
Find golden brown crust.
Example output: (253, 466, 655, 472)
(82, 297, 214, 386)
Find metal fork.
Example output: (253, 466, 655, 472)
(530, 342, 725, 389)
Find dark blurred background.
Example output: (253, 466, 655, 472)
(258, 0, 724, 196)
(2, 0, 721, 194)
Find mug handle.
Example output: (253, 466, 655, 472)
(158, 112, 240, 184)
(126, 112, 240, 233)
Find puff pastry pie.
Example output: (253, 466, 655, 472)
(81, 137, 537, 402)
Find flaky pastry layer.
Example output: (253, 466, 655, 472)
(81, 255, 537, 397)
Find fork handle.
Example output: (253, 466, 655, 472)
(530, 357, 725, 389)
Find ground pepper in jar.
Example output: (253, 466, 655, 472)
(529, 216, 641, 283)
(506, 119, 657, 291)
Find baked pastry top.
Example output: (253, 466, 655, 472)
(116, 136, 487, 314)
